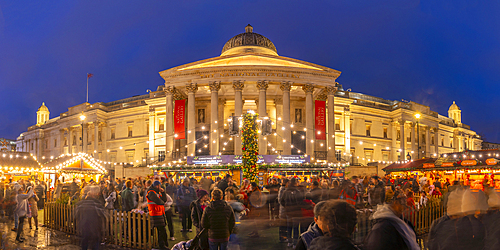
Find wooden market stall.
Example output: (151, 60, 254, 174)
(383, 158, 436, 178)
(0, 151, 43, 182)
(42, 152, 107, 188)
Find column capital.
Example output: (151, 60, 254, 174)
(344, 106, 351, 116)
(257, 80, 269, 90)
(164, 86, 176, 95)
(232, 80, 245, 91)
(326, 85, 337, 95)
(280, 81, 292, 91)
(149, 106, 156, 116)
(208, 81, 221, 92)
(302, 83, 315, 94)
(186, 83, 198, 93)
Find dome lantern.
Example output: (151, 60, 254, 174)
(221, 25, 278, 56)
(36, 102, 50, 126)
(448, 101, 461, 124)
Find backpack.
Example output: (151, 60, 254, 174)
(284, 189, 300, 207)
(114, 191, 122, 211)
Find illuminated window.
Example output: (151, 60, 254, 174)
(110, 128, 115, 140)
(54, 139, 57, 148)
(383, 127, 388, 138)
(159, 118, 165, 131)
(128, 126, 133, 137)
(366, 124, 371, 137)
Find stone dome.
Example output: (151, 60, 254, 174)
(449, 101, 460, 111)
(37, 102, 49, 112)
(221, 24, 278, 56)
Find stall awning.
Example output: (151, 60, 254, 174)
(383, 158, 436, 173)
(0, 152, 42, 174)
(42, 153, 106, 174)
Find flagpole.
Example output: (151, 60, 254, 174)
(86, 75, 89, 103)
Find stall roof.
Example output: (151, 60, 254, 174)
(0, 151, 42, 170)
(42, 153, 106, 174)
(383, 158, 436, 173)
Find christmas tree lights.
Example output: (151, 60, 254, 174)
(241, 112, 259, 183)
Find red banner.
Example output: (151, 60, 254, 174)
(174, 99, 186, 140)
(315, 100, 326, 140)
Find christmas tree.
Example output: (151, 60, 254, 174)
(241, 112, 259, 183)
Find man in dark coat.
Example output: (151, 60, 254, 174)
(201, 188, 235, 250)
(307, 181, 322, 204)
(177, 178, 197, 232)
(191, 189, 210, 250)
(364, 190, 419, 250)
(308, 200, 358, 250)
(280, 178, 304, 248)
(265, 177, 281, 220)
(120, 180, 134, 212)
(147, 180, 169, 250)
(295, 201, 326, 250)
(217, 175, 231, 198)
(76, 186, 106, 250)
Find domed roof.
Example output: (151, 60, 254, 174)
(221, 24, 277, 56)
(449, 101, 460, 111)
(37, 102, 49, 112)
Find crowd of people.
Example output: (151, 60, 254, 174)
(3, 172, 500, 250)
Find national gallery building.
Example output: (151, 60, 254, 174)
(16, 25, 482, 175)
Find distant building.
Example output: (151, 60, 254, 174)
(15, 25, 483, 176)
(482, 141, 500, 150)
(0, 138, 17, 152)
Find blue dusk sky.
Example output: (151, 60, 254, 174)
(0, 0, 499, 142)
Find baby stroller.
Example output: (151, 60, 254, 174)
(171, 229, 206, 250)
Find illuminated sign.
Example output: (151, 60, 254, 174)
(423, 163, 435, 168)
(461, 160, 477, 166)
(441, 162, 454, 167)
(187, 155, 310, 165)
(486, 158, 498, 165)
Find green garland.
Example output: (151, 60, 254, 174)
(151, 163, 343, 171)
(241, 113, 259, 183)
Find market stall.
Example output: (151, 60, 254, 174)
(383, 158, 435, 178)
(0, 152, 43, 182)
(42, 152, 107, 188)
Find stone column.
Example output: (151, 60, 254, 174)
(326, 86, 337, 162)
(148, 107, 156, 157)
(400, 121, 405, 161)
(280, 81, 292, 155)
(303, 83, 315, 158)
(68, 128, 73, 154)
(94, 122, 99, 158)
(82, 124, 88, 153)
(233, 80, 244, 155)
(186, 83, 198, 157)
(435, 128, 439, 156)
(257, 80, 269, 155)
(164, 86, 175, 160)
(410, 122, 416, 159)
(102, 122, 108, 161)
(344, 107, 351, 158)
(425, 127, 430, 157)
(391, 121, 398, 162)
(209, 81, 221, 155)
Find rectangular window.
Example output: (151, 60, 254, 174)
(45, 140, 48, 149)
(64, 137, 67, 146)
(126, 150, 134, 163)
(450, 140, 453, 148)
(98, 130, 102, 142)
(366, 124, 371, 137)
(383, 152, 389, 161)
(31, 143, 33, 150)
(111, 128, 115, 139)
(158, 151, 165, 162)
(128, 126, 133, 137)
(335, 118, 341, 131)
(431, 136, 435, 145)
(54, 139, 57, 147)
(422, 134, 426, 143)
(441, 138, 444, 146)
(408, 132, 411, 142)
(364, 150, 373, 161)
(146, 122, 149, 136)
(397, 129, 401, 140)
(110, 152, 117, 163)
(159, 118, 165, 131)
(73, 135, 76, 145)
(383, 127, 388, 138)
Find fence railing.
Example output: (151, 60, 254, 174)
(44, 202, 159, 249)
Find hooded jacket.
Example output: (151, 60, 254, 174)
(201, 200, 235, 241)
(295, 222, 323, 250)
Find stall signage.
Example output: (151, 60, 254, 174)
(315, 100, 326, 140)
(174, 99, 186, 140)
(423, 163, 435, 168)
(441, 162, 454, 167)
(486, 158, 498, 165)
(187, 155, 310, 165)
(461, 160, 477, 166)
(330, 169, 345, 179)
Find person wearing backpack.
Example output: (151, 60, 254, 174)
(104, 184, 117, 210)
(280, 178, 303, 248)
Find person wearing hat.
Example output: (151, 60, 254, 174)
(191, 189, 210, 250)
(147, 180, 169, 250)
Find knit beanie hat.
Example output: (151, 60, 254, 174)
(153, 180, 161, 187)
(197, 189, 208, 199)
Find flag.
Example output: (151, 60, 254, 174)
(87, 73, 93, 78)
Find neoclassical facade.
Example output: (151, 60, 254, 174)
(16, 25, 482, 174)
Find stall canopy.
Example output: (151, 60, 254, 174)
(383, 158, 437, 173)
(0, 151, 42, 175)
(42, 153, 107, 174)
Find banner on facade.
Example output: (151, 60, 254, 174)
(315, 100, 326, 140)
(174, 99, 186, 139)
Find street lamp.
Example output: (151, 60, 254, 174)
(79, 113, 86, 153)
(414, 113, 421, 159)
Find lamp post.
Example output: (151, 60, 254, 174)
(414, 113, 421, 159)
(79, 113, 86, 153)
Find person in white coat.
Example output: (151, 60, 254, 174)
(15, 186, 34, 242)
